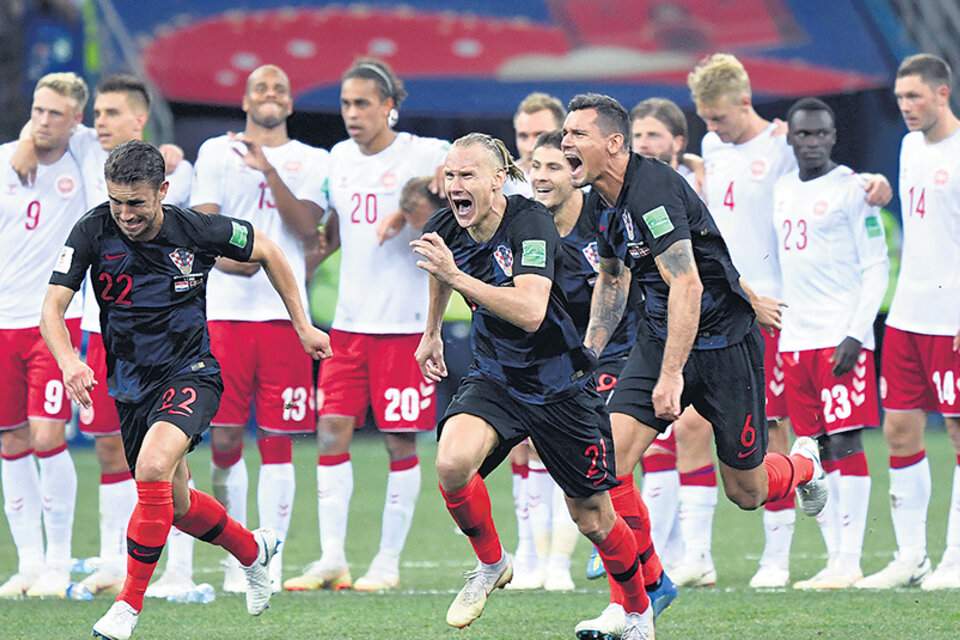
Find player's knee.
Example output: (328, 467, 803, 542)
(134, 455, 173, 483)
(435, 453, 473, 492)
(724, 483, 764, 510)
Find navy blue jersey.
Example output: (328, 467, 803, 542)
(593, 154, 755, 349)
(50, 204, 255, 403)
(424, 195, 594, 404)
(558, 193, 639, 363)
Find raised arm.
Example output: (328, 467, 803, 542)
(653, 239, 703, 420)
(40, 284, 95, 408)
(411, 232, 550, 332)
(229, 132, 323, 240)
(585, 255, 631, 357)
(248, 227, 331, 360)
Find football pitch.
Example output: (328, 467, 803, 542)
(1, 428, 957, 639)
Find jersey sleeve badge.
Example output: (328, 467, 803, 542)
(54, 246, 74, 274)
(641, 205, 675, 239)
(229, 221, 249, 248)
(520, 239, 546, 268)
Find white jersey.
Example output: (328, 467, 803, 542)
(327, 132, 449, 334)
(69, 125, 196, 332)
(503, 175, 533, 198)
(191, 135, 329, 322)
(886, 129, 960, 336)
(677, 163, 698, 191)
(702, 124, 797, 298)
(774, 165, 889, 351)
(0, 141, 84, 328)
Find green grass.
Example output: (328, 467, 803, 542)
(2, 428, 959, 639)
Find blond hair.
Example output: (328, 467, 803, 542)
(452, 133, 527, 183)
(36, 72, 89, 112)
(687, 53, 751, 105)
(514, 92, 566, 128)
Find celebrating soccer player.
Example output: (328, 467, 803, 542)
(40, 140, 332, 640)
(413, 133, 655, 638)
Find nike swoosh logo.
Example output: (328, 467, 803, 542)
(738, 447, 758, 459)
(599, 225, 608, 232)
(105, 253, 126, 260)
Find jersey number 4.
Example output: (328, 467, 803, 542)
(723, 182, 735, 211)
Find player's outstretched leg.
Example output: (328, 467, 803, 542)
(442, 474, 513, 628)
(242, 528, 280, 616)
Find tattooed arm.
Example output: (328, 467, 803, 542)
(585, 256, 631, 358)
(652, 239, 703, 420)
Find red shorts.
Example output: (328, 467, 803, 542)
(781, 347, 879, 438)
(78, 332, 121, 435)
(208, 320, 315, 433)
(317, 330, 436, 432)
(764, 328, 788, 420)
(881, 326, 960, 416)
(0, 319, 81, 429)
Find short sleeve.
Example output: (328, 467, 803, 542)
(163, 160, 194, 208)
(635, 176, 692, 258)
(422, 207, 453, 240)
(49, 217, 96, 291)
(189, 212, 255, 262)
(189, 139, 224, 208)
(509, 203, 559, 281)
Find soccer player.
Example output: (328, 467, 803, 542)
(0, 72, 86, 599)
(13, 73, 198, 597)
(562, 93, 827, 633)
(631, 97, 720, 586)
(284, 57, 448, 593)
(41, 140, 331, 639)
(774, 98, 888, 589)
(858, 53, 960, 590)
(190, 64, 328, 593)
(687, 53, 891, 587)
(413, 132, 655, 639)
(504, 91, 566, 588)
(532, 129, 679, 620)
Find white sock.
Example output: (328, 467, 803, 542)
(890, 456, 931, 560)
(37, 447, 76, 570)
(641, 469, 680, 553)
(371, 460, 421, 574)
(838, 473, 871, 572)
(317, 459, 353, 568)
(1, 452, 44, 573)
(678, 485, 717, 566)
(549, 481, 578, 561)
(944, 465, 960, 563)
(258, 461, 295, 548)
(815, 469, 842, 563)
(211, 456, 248, 527)
(512, 471, 535, 566)
(99, 475, 136, 576)
(759, 508, 795, 570)
(165, 477, 196, 577)
(527, 461, 553, 563)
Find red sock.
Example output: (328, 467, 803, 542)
(764, 452, 814, 503)
(117, 481, 173, 612)
(440, 474, 502, 564)
(258, 436, 292, 464)
(610, 476, 663, 588)
(596, 516, 649, 614)
(174, 489, 258, 565)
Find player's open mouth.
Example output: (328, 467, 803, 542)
(565, 154, 583, 178)
(534, 185, 553, 198)
(452, 198, 473, 218)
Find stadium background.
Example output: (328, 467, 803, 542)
(1, 2, 959, 637)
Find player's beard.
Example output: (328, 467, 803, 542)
(250, 111, 286, 130)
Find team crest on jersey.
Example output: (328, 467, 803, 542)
(749, 159, 768, 180)
(169, 248, 195, 275)
(582, 242, 600, 273)
(493, 244, 513, 277)
(56, 175, 76, 196)
(935, 168, 949, 186)
(621, 210, 636, 241)
(813, 200, 828, 217)
(381, 171, 397, 189)
(284, 160, 302, 174)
